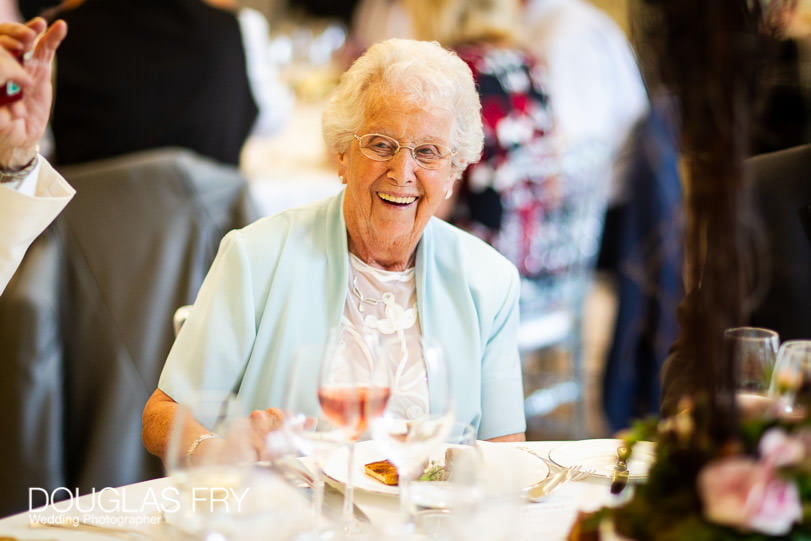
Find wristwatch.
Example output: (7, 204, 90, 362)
(0, 154, 38, 190)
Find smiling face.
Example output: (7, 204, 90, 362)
(339, 88, 458, 271)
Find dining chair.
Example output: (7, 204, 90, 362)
(0, 147, 259, 516)
(519, 141, 610, 440)
(173, 304, 193, 336)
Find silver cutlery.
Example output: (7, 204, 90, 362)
(518, 446, 595, 502)
(522, 465, 591, 502)
(518, 446, 560, 471)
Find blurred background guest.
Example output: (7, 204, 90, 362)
(349, 0, 412, 55)
(46, 0, 293, 166)
(608, 0, 811, 428)
(599, 93, 683, 431)
(404, 0, 559, 289)
(514, 0, 683, 435)
(521, 0, 649, 212)
(661, 142, 811, 416)
(0, 17, 69, 294)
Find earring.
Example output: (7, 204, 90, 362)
(339, 175, 346, 183)
(445, 187, 453, 200)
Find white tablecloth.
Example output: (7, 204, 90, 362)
(0, 441, 620, 541)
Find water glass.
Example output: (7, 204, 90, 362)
(769, 340, 811, 414)
(371, 337, 454, 531)
(163, 393, 256, 539)
(725, 327, 779, 414)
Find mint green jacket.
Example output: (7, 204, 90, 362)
(159, 190, 525, 439)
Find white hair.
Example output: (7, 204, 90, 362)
(322, 38, 484, 174)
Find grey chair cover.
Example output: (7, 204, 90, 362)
(0, 148, 259, 516)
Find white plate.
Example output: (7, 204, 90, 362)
(548, 439, 655, 480)
(323, 440, 550, 495)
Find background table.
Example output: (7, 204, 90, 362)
(242, 100, 343, 218)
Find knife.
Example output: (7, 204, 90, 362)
(609, 445, 630, 495)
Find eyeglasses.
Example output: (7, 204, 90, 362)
(353, 133, 455, 170)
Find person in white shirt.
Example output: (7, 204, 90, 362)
(0, 17, 73, 294)
(522, 0, 649, 206)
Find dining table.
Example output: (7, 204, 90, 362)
(0, 440, 638, 541)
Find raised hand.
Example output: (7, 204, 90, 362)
(0, 17, 67, 168)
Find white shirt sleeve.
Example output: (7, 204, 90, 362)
(0, 156, 74, 294)
(237, 7, 295, 138)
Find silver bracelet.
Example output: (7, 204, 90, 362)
(186, 433, 217, 465)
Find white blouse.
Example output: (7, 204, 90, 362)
(341, 253, 429, 420)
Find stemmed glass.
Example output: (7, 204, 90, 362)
(164, 392, 256, 540)
(317, 327, 391, 533)
(280, 343, 355, 538)
(769, 340, 811, 414)
(409, 422, 482, 532)
(410, 422, 522, 541)
(371, 337, 454, 531)
(725, 326, 779, 414)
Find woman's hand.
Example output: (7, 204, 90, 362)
(249, 407, 285, 459)
(0, 17, 66, 168)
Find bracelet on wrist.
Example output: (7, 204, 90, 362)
(186, 433, 217, 465)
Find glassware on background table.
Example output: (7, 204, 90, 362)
(724, 326, 779, 414)
(163, 392, 256, 540)
(317, 327, 391, 535)
(371, 337, 454, 532)
(769, 340, 811, 414)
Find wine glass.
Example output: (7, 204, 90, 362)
(317, 327, 391, 533)
(371, 336, 455, 531)
(410, 422, 482, 534)
(769, 340, 811, 414)
(410, 423, 521, 541)
(724, 326, 779, 415)
(163, 392, 256, 540)
(280, 343, 353, 539)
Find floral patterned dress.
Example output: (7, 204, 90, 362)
(451, 42, 560, 280)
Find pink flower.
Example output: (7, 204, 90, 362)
(759, 428, 806, 467)
(698, 456, 802, 535)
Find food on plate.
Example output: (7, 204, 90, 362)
(418, 463, 448, 481)
(365, 446, 474, 485)
(364, 459, 399, 485)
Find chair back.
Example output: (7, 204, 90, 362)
(0, 147, 259, 515)
(519, 141, 611, 439)
(519, 142, 610, 350)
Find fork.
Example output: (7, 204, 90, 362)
(518, 446, 560, 471)
(523, 465, 591, 502)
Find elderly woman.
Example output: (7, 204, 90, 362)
(142, 38, 526, 462)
